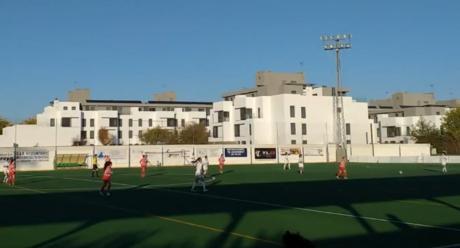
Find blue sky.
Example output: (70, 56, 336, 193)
(0, 0, 459, 121)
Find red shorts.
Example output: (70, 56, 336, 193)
(102, 175, 111, 182)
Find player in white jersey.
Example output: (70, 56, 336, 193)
(298, 154, 304, 174)
(440, 152, 448, 174)
(191, 157, 207, 192)
(202, 155, 209, 176)
(2, 158, 9, 184)
(283, 154, 291, 170)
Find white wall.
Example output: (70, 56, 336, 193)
(0, 144, 436, 171)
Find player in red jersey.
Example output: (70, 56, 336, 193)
(7, 158, 16, 186)
(218, 154, 225, 174)
(100, 161, 113, 196)
(140, 154, 149, 178)
(336, 156, 348, 180)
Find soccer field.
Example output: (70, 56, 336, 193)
(1, 163, 460, 248)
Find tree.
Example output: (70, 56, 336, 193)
(0, 116, 12, 135)
(21, 117, 37, 125)
(179, 123, 209, 144)
(98, 128, 113, 145)
(410, 118, 445, 153)
(140, 126, 178, 145)
(442, 108, 460, 154)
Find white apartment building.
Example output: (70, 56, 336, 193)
(0, 99, 210, 147)
(369, 92, 457, 144)
(375, 114, 445, 144)
(209, 92, 373, 145)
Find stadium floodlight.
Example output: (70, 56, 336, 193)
(320, 33, 352, 161)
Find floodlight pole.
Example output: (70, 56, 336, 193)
(320, 34, 352, 161)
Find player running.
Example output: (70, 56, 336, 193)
(336, 156, 348, 180)
(100, 160, 113, 196)
(298, 154, 304, 174)
(202, 155, 209, 176)
(91, 154, 99, 177)
(140, 154, 149, 178)
(440, 152, 448, 174)
(7, 158, 16, 186)
(218, 154, 225, 174)
(191, 157, 208, 192)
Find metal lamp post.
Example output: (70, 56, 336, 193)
(320, 34, 352, 160)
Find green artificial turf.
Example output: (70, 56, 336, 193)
(1, 162, 460, 248)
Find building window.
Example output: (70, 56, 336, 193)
(436, 112, 441, 115)
(50, 118, 55, 127)
(90, 131, 94, 139)
(183, 107, 192, 112)
(71, 106, 76, 110)
(199, 118, 207, 126)
(118, 119, 123, 127)
(82, 119, 86, 127)
(109, 118, 118, 127)
(346, 123, 351, 135)
(290, 123, 296, 135)
(81, 131, 87, 139)
(249, 124, 252, 136)
(302, 123, 307, 135)
(128, 130, 133, 139)
(303, 140, 308, 144)
(118, 131, 122, 139)
(61, 118, 71, 127)
(85, 106, 90, 110)
(138, 119, 142, 127)
(406, 127, 411, 136)
(291, 140, 296, 144)
(234, 124, 240, 137)
(63, 106, 68, 110)
(149, 108, 156, 111)
(387, 126, 401, 137)
(90, 119, 95, 127)
(218, 111, 230, 122)
(291, 91, 297, 94)
(347, 140, 351, 144)
(290, 106, 295, 118)
(301, 107, 306, 118)
(181, 119, 185, 127)
(167, 118, 177, 127)
(258, 108, 261, 118)
(206, 108, 210, 116)
(148, 119, 152, 127)
(129, 119, 133, 127)
(239, 108, 252, 120)
(213, 126, 218, 138)
(138, 130, 143, 138)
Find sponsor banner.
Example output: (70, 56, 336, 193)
(196, 148, 222, 158)
(0, 150, 49, 161)
(224, 148, 247, 157)
(303, 148, 324, 156)
(164, 148, 191, 158)
(254, 148, 277, 159)
(280, 147, 301, 156)
(97, 149, 127, 160)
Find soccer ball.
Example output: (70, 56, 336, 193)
(399, 170, 403, 175)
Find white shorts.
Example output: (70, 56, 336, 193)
(298, 163, 304, 168)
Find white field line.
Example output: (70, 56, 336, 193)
(432, 243, 460, 248)
(9, 175, 460, 234)
(7, 183, 281, 247)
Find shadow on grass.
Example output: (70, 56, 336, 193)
(2, 174, 460, 247)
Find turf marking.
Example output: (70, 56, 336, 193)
(432, 243, 460, 248)
(159, 188, 460, 233)
(56, 176, 460, 233)
(7, 184, 281, 247)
